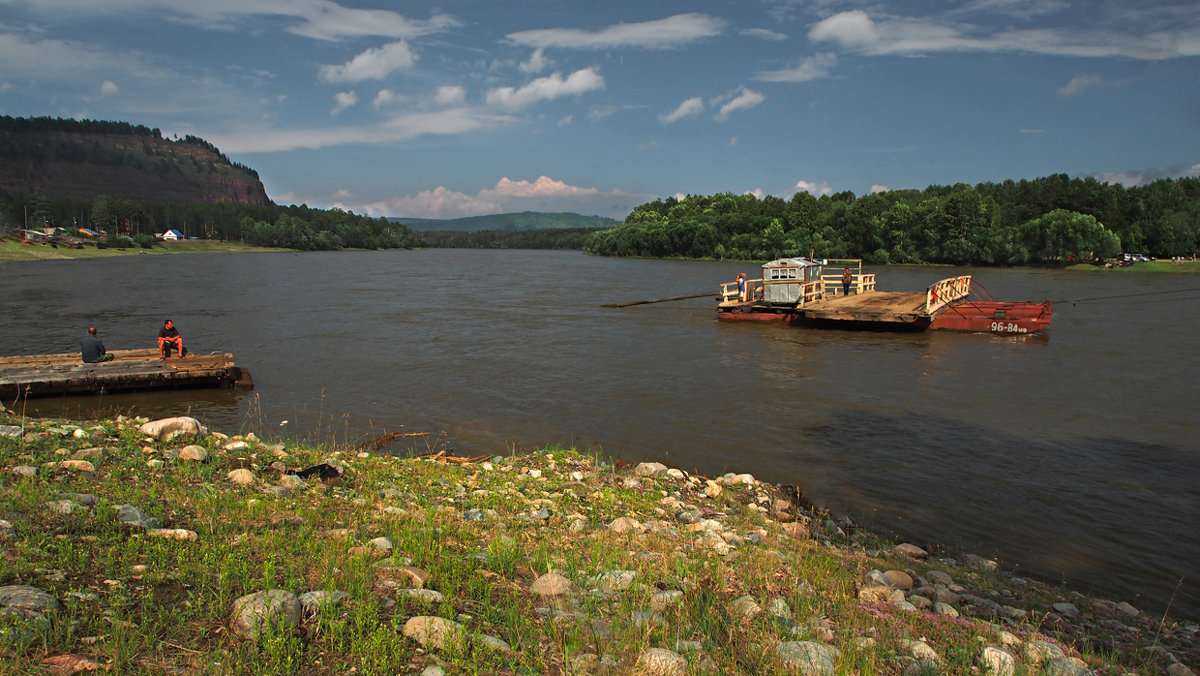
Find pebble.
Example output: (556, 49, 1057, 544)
(608, 516, 645, 534)
(636, 648, 687, 675)
(634, 462, 668, 477)
(893, 543, 929, 560)
(116, 504, 161, 529)
(729, 594, 762, 621)
(402, 616, 466, 649)
(980, 646, 1018, 676)
(530, 572, 572, 597)
(227, 469, 255, 485)
(776, 641, 839, 675)
(590, 569, 636, 594)
(177, 445, 208, 462)
(230, 589, 301, 640)
(140, 416, 207, 442)
(13, 465, 37, 478)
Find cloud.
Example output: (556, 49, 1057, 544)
(870, 184, 890, 193)
(206, 108, 501, 153)
(319, 41, 416, 82)
(557, 114, 573, 126)
(1058, 74, 1103, 97)
(660, 96, 704, 124)
(373, 89, 399, 110)
(506, 13, 724, 50)
(741, 27, 788, 41)
(1091, 163, 1200, 187)
(715, 87, 765, 121)
(485, 67, 604, 109)
(9, 0, 460, 42)
(98, 80, 119, 97)
(810, 10, 879, 49)
(756, 52, 837, 82)
(519, 47, 551, 73)
(794, 180, 833, 196)
(354, 175, 649, 219)
(331, 90, 357, 114)
(434, 85, 466, 106)
(808, 8, 1200, 60)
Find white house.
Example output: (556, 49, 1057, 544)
(160, 229, 185, 240)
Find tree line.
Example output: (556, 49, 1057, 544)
(3, 193, 420, 251)
(584, 174, 1200, 265)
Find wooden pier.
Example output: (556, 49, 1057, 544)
(0, 349, 253, 398)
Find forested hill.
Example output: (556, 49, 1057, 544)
(0, 116, 270, 206)
(392, 211, 617, 232)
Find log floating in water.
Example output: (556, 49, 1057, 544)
(0, 348, 253, 398)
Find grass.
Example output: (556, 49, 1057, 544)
(1, 413, 1196, 674)
(0, 238, 284, 263)
(1067, 260, 1200, 273)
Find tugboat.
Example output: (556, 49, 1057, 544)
(718, 258, 1052, 334)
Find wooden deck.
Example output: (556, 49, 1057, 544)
(798, 291, 930, 325)
(0, 349, 253, 398)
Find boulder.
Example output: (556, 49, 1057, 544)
(140, 417, 207, 442)
(230, 589, 301, 640)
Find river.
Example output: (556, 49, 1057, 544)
(2, 248, 1197, 618)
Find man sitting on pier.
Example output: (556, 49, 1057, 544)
(80, 327, 114, 363)
(158, 319, 187, 359)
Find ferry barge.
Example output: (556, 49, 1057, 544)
(718, 258, 1052, 334)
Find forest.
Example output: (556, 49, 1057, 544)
(584, 174, 1200, 265)
(5, 192, 421, 251)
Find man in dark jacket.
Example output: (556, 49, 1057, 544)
(80, 327, 114, 363)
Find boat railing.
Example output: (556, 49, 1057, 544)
(820, 272, 877, 296)
(926, 275, 972, 314)
(795, 280, 824, 307)
(719, 278, 764, 306)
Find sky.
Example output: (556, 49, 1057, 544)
(1, 0, 1198, 220)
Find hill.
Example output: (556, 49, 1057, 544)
(390, 211, 618, 232)
(0, 116, 271, 206)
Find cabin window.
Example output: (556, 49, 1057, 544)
(992, 310, 1007, 319)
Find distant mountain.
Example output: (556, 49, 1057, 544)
(0, 116, 271, 205)
(389, 211, 619, 232)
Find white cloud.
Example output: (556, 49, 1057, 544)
(746, 188, 765, 198)
(519, 47, 551, 73)
(808, 8, 1200, 60)
(98, 80, 119, 97)
(206, 108, 501, 153)
(333, 189, 352, 199)
(434, 85, 466, 106)
(795, 180, 833, 196)
(660, 96, 704, 124)
(355, 175, 648, 219)
(506, 13, 724, 50)
(715, 87, 765, 121)
(1018, 128, 1046, 134)
(331, 90, 357, 114)
(741, 27, 787, 42)
(557, 115, 573, 126)
(373, 89, 399, 110)
(485, 67, 604, 109)
(870, 184, 890, 193)
(319, 41, 417, 82)
(810, 11, 879, 49)
(756, 52, 837, 82)
(1058, 74, 1103, 97)
(10, 1, 460, 42)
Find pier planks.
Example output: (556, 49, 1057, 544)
(0, 349, 253, 398)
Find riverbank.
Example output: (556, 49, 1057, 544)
(0, 238, 284, 263)
(1, 413, 1195, 675)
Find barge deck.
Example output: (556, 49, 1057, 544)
(0, 349, 253, 398)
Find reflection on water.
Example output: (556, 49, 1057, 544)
(1, 249, 1197, 618)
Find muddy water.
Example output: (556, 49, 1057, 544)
(2, 249, 1197, 617)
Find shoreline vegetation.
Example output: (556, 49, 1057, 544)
(1, 413, 1196, 675)
(4, 238, 1199, 274)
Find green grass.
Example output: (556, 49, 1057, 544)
(0, 238, 284, 263)
(0, 414, 1196, 674)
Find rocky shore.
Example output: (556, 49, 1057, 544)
(1, 414, 1196, 674)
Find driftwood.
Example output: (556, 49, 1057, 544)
(417, 449, 491, 465)
(356, 430, 430, 451)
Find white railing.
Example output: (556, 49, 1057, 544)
(718, 278, 764, 306)
(926, 275, 972, 314)
(821, 272, 877, 296)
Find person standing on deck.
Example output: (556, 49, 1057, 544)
(80, 327, 114, 363)
(736, 273, 747, 301)
(842, 266, 853, 296)
(158, 319, 186, 359)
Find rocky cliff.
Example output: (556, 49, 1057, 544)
(0, 116, 272, 206)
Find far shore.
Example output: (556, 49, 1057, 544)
(4, 238, 1198, 273)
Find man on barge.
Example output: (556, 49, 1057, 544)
(158, 319, 187, 359)
(80, 326, 114, 363)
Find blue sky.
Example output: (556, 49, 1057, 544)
(2, 1, 1197, 220)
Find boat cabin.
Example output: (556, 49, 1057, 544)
(762, 257, 824, 305)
